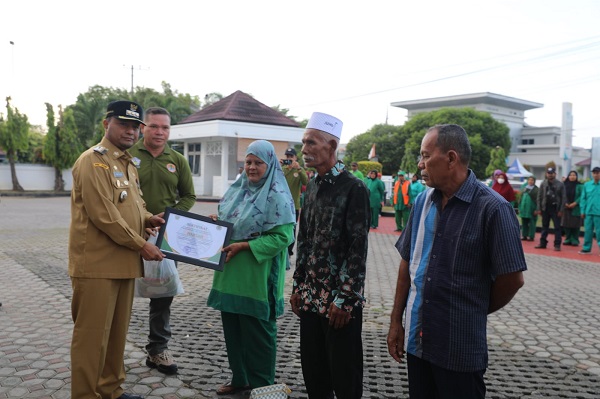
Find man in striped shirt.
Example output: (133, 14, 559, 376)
(386, 124, 526, 399)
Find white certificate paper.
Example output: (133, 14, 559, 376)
(156, 208, 233, 271)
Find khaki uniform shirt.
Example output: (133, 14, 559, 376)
(283, 165, 308, 210)
(69, 137, 151, 278)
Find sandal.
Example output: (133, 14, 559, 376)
(216, 382, 251, 395)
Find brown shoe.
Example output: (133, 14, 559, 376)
(217, 382, 251, 396)
(146, 350, 177, 375)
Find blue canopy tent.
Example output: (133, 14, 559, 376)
(506, 158, 533, 178)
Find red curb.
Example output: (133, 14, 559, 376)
(371, 216, 600, 263)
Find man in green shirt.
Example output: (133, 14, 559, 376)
(282, 147, 308, 260)
(350, 162, 364, 180)
(409, 173, 427, 205)
(129, 107, 196, 375)
(579, 166, 600, 254)
(365, 170, 385, 229)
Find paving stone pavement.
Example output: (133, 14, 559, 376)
(0, 196, 599, 398)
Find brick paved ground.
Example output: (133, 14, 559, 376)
(0, 196, 599, 398)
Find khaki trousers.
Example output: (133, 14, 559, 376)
(71, 277, 135, 399)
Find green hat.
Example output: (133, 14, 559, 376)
(397, 170, 405, 176)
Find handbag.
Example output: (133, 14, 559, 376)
(249, 383, 291, 399)
(135, 235, 184, 298)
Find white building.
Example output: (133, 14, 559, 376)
(391, 92, 591, 180)
(170, 91, 305, 197)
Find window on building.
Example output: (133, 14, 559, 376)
(188, 143, 201, 175)
(521, 138, 534, 145)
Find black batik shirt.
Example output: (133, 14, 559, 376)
(292, 162, 370, 315)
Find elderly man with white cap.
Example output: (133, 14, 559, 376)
(290, 112, 370, 399)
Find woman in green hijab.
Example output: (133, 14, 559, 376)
(208, 140, 295, 395)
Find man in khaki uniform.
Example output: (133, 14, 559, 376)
(281, 147, 308, 260)
(69, 100, 165, 399)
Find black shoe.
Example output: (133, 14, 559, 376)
(554, 246, 561, 251)
(578, 250, 591, 255)
(118, 393, 144, 399)
(534, 244, 546, 249)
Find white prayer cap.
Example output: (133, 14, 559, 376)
(306, 112, 343, 140)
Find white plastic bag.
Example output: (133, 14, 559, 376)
(249, 383, 291, 399)
(135, 235, 184, 298)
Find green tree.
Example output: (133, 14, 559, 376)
(134, 82, 200, 124)
(68, 85, 116, 148)
(271, 105, 308, 127)
(16, 126, 45, 164)
(485, 146, 507, 178)
(69, 83, 201, 150)
(400, 108, 510, 179)
(0, 97, 29, 191)
(203, 92, 223, 108)
(399, 147, 418, 176)
(344, 124, 410, 175)
(44, 104, 82, 191)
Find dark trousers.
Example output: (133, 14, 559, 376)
(540, 207, 562, 247)
(407, 354, 486, 399)
(299, 309, 363, 399)
(146, 296, 174, 356)
(288, 209, 300, 256)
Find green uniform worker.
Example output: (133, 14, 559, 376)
(393, 171, 410, 232)
(69, 101, 165, 399)
(519, 177, 539, 241)
(129, 107, 196, 375)
(408, 174, 427, 205)
(579, 167, 600, 254)
(350, 162, 364, 180)
(365, 170, 385, 229)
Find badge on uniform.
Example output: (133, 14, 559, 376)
(166, 163, 177, 173)
(132, 157, 141, 168)
(93, 146, 108, 155)
(114, 171, 124, 178)
(93, 162, 109, 170)
(120, 191, 128, 202)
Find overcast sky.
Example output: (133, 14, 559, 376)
(2, 0, 599, 148)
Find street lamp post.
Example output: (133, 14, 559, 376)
(9, 41, 15, 96)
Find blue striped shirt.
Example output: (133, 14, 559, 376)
(396, 170, 527, 372)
